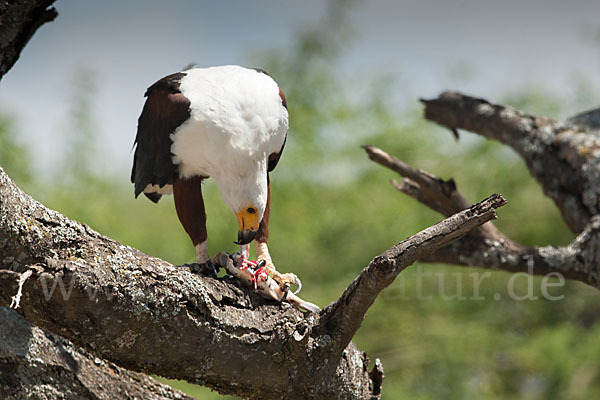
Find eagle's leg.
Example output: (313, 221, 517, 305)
(173, 176, 218, 277)
(255, 176, 298, 291)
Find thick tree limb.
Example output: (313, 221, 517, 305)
(0, 307, 191, 400)
(421, 91, 600, 234)
(0, 166, 373, 399)
(364, 91, 600, 288)
(0, 0, 57, 81)
(0, 165, 502, 399)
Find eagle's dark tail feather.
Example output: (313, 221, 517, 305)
(143, 192, 162, 203)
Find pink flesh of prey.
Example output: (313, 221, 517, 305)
(214, 252, 320, 313)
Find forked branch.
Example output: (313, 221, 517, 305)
(364, 91, 600, 289)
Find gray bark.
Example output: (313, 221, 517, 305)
(0, 307, 192, 400)
(421, 91, 600, 234)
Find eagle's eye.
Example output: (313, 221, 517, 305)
(247, 207, 256, 214)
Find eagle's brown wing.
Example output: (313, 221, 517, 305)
(131, 72, 190, 203)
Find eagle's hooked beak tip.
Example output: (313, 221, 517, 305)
(234, 207, 260, 245)
(234, 229, 257, 246)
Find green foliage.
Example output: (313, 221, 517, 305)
(0, 111, 33, 186)
(3, 1, 600, 398)
(60, 67, 100, 185)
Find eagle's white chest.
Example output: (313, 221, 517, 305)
(170, 66, 288, 214)
(171, 66, 287, 179)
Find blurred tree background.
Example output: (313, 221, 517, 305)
(2, 1, 600, 399)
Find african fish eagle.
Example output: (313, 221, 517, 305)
(131, 65, 295, 288)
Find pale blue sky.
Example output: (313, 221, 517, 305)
(1, 0, 599, 175)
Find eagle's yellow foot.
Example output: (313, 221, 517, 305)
(261, 260, 300, 294)
(254, 241, 300, 292)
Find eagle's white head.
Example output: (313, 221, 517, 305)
(213, 157, 269, 244)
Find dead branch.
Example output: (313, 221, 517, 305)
(363, 91, 600, 289)
(314, 193, 506, 362)
(0, 165, 501, 399)
(421, 91, 600, 234)
(362, 144, 471, 217)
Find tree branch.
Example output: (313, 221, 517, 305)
(364, 90, 600, 289)
(0, 164, 501, 398)
(0, 166, 377, 399)
(362, 144, 471, 217)
(314, 193, 506, 361)
(0, 307, 191, 400)
(421, 91, 600, 234)
(0, 0, 58, 81)
(567, 106, 600, 133)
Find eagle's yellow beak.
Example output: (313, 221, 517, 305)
(234, 206, 260, 245)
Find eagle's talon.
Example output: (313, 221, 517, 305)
(293, 275, 302, 295)
(208, 260, 220, 278)
(279, 286, 289, 303)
